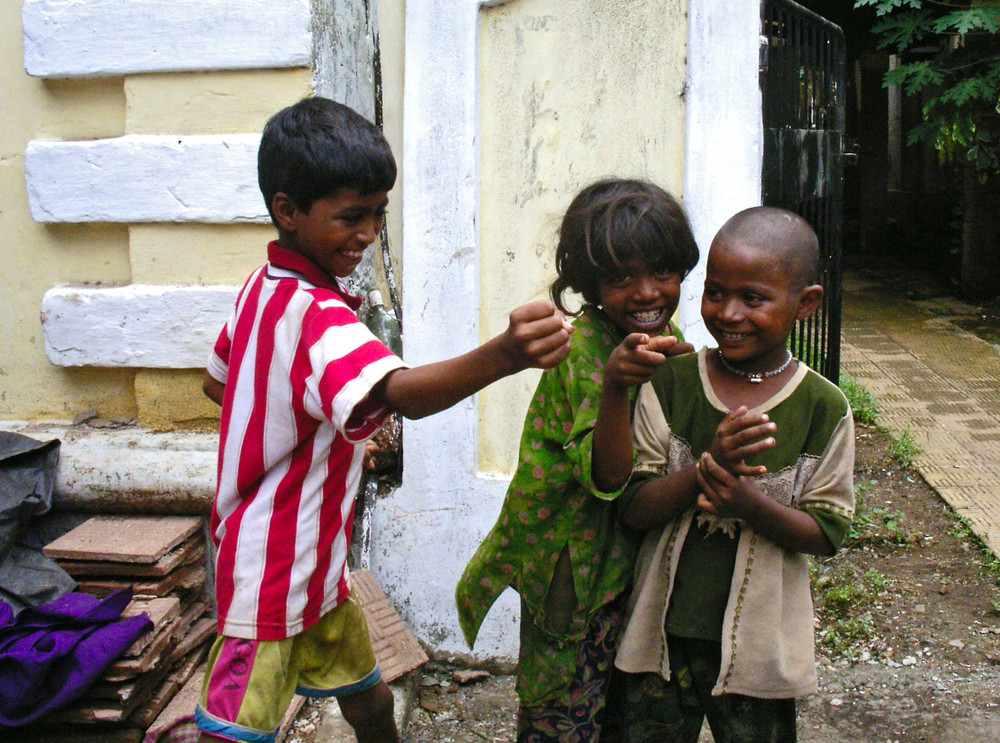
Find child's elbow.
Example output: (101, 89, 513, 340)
(203, 374, 225, 406)
(393, 404, 433, 420)
(593, 471, 629, 495)
(370, 371, 434, 420)
(618, 497, 646, 531)
(817, 533, 839, 557)
(802, 530, 838, 557)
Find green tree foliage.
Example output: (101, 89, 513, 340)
(855, 0, 1000, 176)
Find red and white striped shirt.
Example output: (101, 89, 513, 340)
(206, 242, 407, 640)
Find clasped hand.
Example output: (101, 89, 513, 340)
(696, 406, 776, 520)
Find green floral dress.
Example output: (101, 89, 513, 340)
(457, 306, 652, 706)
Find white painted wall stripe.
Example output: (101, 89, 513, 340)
(41, 284, 238, 368)
(22, 0, 311, 78)
(25, 135, 267, 224)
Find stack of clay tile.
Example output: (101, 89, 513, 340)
(28, 515, 215, 743)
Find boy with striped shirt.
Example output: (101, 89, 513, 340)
(195, 97, 572, 743)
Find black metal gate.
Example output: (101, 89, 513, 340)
(760, 0, 846, 383)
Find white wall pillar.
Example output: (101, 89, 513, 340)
(368, 0, 520, 660)
(680, 0, 763, 348)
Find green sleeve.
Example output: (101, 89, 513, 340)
(804, 505, 852, 552)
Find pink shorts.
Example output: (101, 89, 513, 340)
(194, 591, 379, 742)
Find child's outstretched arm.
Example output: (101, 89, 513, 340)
(591, 333, 675, 492)
(375, 299, 572, 419)
(696, 453, 834, 555)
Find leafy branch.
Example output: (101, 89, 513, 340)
(855, 0, 1000, 177)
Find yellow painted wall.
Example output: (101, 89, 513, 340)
(125, 69, 313, 430)
(0, 1, 134, 421)
(377, 0, 405, 304)
(0, 1, 405, 430)
(477, 0, 689, 472)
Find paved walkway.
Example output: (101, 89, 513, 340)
(840, 268, 1000, 558)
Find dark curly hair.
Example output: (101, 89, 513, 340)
(550, 179, 699, 314)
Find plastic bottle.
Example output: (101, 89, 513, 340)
(364, 289, 402, 356)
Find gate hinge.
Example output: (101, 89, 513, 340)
(759, 34, 770, 74)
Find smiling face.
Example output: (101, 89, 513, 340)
(702, 236, 821, 372)
(273, 188, 388, 279)
(598, 258, 682, 337)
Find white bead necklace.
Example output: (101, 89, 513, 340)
(716, 349, 793, 384)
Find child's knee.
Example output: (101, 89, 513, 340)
(337, 679, 395, 729)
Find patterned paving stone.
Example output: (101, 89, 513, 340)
(841, 273, 1000, 558)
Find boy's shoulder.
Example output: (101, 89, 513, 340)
(650, 348, 702, 386)
(793, 364, 851, 420)
(229, 263, 364, 366)
(642, 349, 704, 417)
(769, 365, 852, 458)
(262, 263, 363, 322)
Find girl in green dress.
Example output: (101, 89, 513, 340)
(456, 178, 700, 741)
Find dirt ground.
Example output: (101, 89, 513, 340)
(392, 423, 1000, 743)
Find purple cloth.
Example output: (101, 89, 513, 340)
(0, 587, 152, 728)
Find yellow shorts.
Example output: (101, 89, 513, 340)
(194, 591, 379, 742)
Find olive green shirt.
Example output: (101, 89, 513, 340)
(616, 349, 855, 699)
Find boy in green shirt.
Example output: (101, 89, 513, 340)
(595, 206, 855, 742)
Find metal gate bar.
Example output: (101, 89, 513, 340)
(760, 0, 846, 383)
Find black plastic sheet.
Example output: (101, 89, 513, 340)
(0, 432, 75, 612)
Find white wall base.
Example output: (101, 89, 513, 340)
(0, 422, 216, 513)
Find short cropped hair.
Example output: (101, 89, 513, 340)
(715, 206, 820, 289)
(551, 179, 700, 314)
(258, 97, 397, 221)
